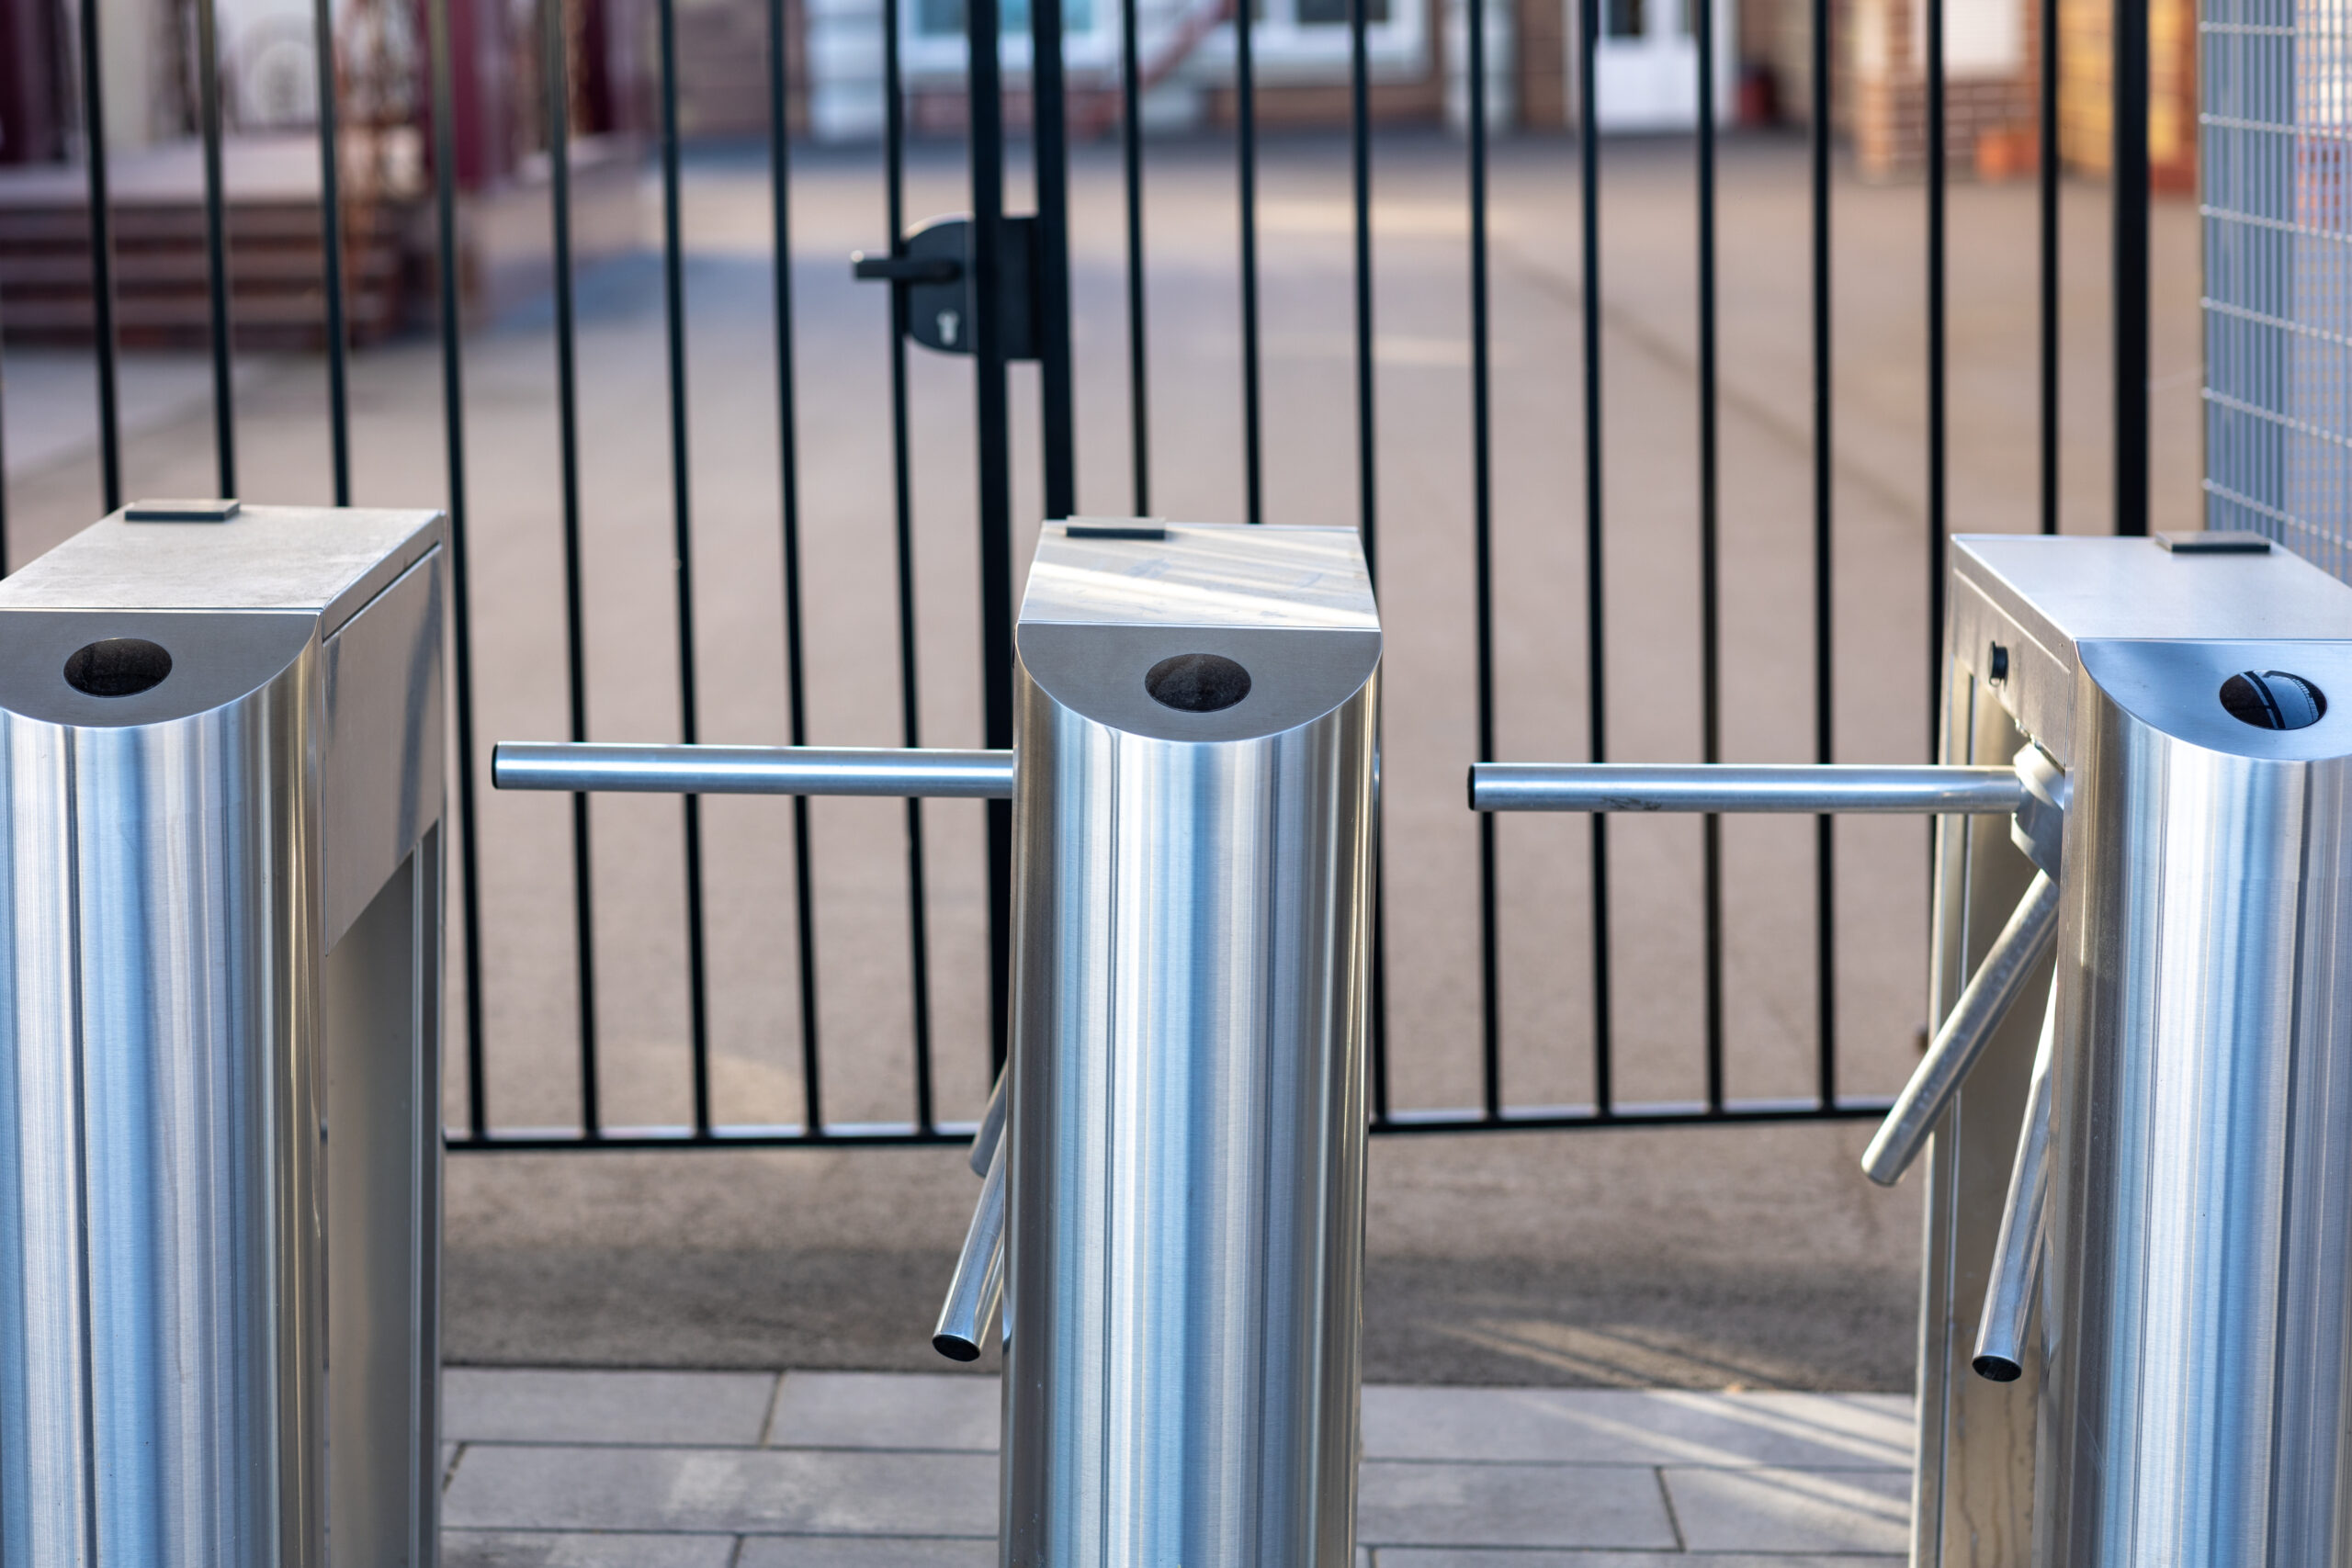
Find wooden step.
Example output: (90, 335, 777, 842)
(0, 194, 417, 350)
(0, 202, 407, 247)
(0, 247, 402, 289)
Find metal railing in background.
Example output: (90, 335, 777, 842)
(15, 0, 2158, 1149)
(2200, 0, 2350, 578)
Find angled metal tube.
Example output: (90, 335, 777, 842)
(1862, 870, 2063, 1187)
(1973, 977, 2059, 1382)
(492, 742, 1015, 799)
(970, 1067, 1008, 1179)
(1470, 762, 2026, 816)
(933, 1133, 1007, 1362)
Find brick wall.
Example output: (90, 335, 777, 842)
(1514, 0, 1565, 127)
(2057, 0, 2194, 191)
(1843, 0, 2041, 180)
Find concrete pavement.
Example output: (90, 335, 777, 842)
(440, 1366, 1914, 1562)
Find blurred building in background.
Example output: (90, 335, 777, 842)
(0, 0, 2199, 155)
(0, 0, 2195, 346)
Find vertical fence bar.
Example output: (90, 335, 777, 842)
(195, 0, 236, 495)
(2110, 0, 2150, 535)
(767, 0, 825, 1136)
(1694, 0, 1724, 1113)
(545, 0, 603, 1136)
(426, 0, 489, 1138)
(311, 0, 352, 502)
(1033, 0, 1076, 518)
(1121, 0, 1149, 514)
(1235, 0, 1263, 524)
(1577, 0, 1612, 1115)
(1349, 0, 1391, 1124)
(967, 0, 1017, 1077)
(654, 0, 717, 1134)
(881, 0, 939, 1130)
(0, 290, 9, 571)
(2036, 0, 2058, 535)
(75, 0, 121, 512)
(1926, 0, 1946, 750)
(1468, 0, 1499, 1123)
(1809, 0, 1835, 1109)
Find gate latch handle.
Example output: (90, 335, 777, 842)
(852, 253, 963, 285)
(848, 213, 1038, 360)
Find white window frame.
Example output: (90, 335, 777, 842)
(899, 0, 1426, 85)
(1190, 0, 1428, 80)
(901, 0, 1122, 79)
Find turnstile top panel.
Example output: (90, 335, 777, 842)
(1952, 535, 2352, 764)
(0, 504, 444, 640)
(1016, 522, 1380, 744)
(1021, 522, 1377, 633)
(1956, 535, 2352, 649)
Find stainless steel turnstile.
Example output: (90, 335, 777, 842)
(0, 502, 448, 1567)
(499, 519, 1381, 1567)
(1477, 531, 2352, 1567)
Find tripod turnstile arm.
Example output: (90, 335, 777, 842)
(934, 1130, 1008, 1362)
(1972, 976, 2058, 1382)
(1469, 763, 2028, 816)
(1860, 871, 2062, 1187)
(492, 742, 1015, 799)
(971, 1068, 1008, 1179)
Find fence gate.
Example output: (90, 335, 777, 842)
(11, 0, 2160, 1153)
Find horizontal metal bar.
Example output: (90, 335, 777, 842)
(853, 252, 961, 284)
(1373, 1100, 1894, 1134)
(493, 742, 1014, 798)
(445, 1100, 1893, 1154)
(445, 1127, 975, 1151)
(1471, 763, 2025, 816)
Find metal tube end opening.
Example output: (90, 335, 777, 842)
(1971, 1353, 2024, 1383)
(933, 1332, 984, 1363)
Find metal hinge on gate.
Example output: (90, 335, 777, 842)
(852, 214, 1038, 361)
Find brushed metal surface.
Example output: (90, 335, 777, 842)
(1019, 522, 1378, 631)
(1918, 533, 2352, 1561)
(1861, 870, 2060, 1188)
(0, 643, 324, 1568)
(492, 742, 1015, 799)
(322, 550, 447, 952)
(1470, 761, 2025, 816)
(1969, 981, 2055, 1383)
(933, 1137, 1007, 1362)
(0, 505, 447, 1566)
(0, 504, 443, 640)
(323, 833, 444, 1568)
(1912, 663, 2050, 1568)
(0, 719, 85, 1566)
(2037, 639, 2352, 1566)
(1001, 522, 1377, 1568)
(1948, 533, 2352, 768)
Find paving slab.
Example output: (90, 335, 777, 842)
(1662, 1466, 1913, 1555)
(769, 1371, 999, 1450)
(734, 1540, 999, 1568)
(443, 1534, 741, 1568)
(446, 1368, 780, 1446)
(1363, 1387, 1912, 1468)
(1376, 1554, 1900, 1568)
(445, 1443, 999, 1536)
(1356, 1461, 1678, 1551)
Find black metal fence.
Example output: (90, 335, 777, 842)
(8, 0, 2154, 1150)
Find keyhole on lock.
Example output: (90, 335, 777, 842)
(937, 310, 960, 346)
